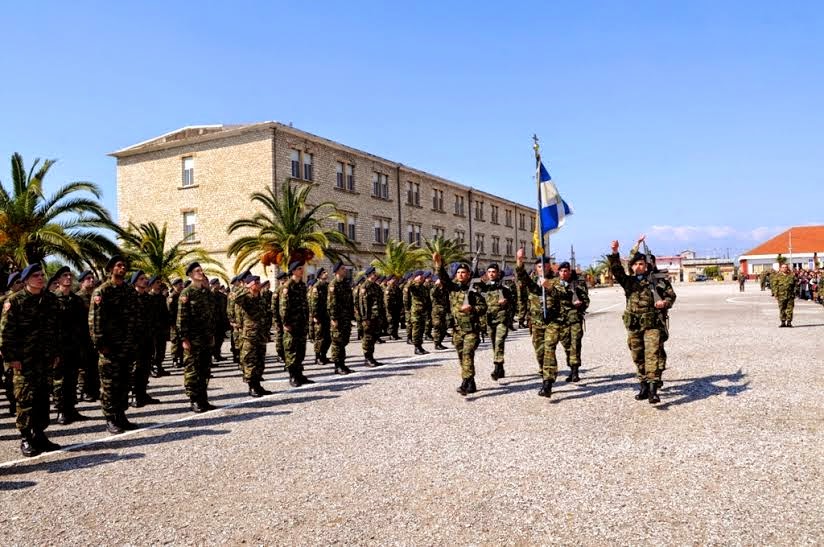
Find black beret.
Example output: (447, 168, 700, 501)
(244, 274, 260, 284)
(277, 272, 289, 281)
(129, 270, 146, 285)
(20, 263, 43, 282)
(185, 262, 201, 276)
(170, 278, 183, 286)
(487, 263, 499, 271)
(77, 270, 94, 282)
(455, 262, 471, 273)
(558, 261, 571, 270)
(183, 279, 192, 288)
(534, 256, 549, 265)
(7, 272, 21, 286)
(288, 261, 303, 274)
(364, 266, 375, 276)
(630, 252, 647, 265)
(230, 275, 239, 284)
(332, 261, 344, 273)
(105, 255, 127, 272)
(316, 268, 326, 277)
(48, 265, 71, 287)
(148, 275, 160, 286)
(210, 278, 220, 286)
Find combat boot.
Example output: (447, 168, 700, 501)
(634, 381, 650, 401)
(366, 354, 384, 367)
(190, 398, 207, 413)
(106, 418, 124, 434)
(406, 334, 412, 345)
(363, 354, 379, 367)
(786, 322, 793, 328)
(466, 376, 477, 394)
(69, 409, 88, 422)
(538, 380, 553, 398)
(20, 431, 40, 457)
(200, 397, 218, 411)
(251, 379, 272, 397)
(33, 431, 61, 452)
(434, 342, 447, 350)
(779, 321, 786, 327)
(335, 361, 352, 375)
(491, 362, 505, 381)
(456, 378, 469, 396)
(414, 345, 429, 355)
(288, 370, 302, 387)
(56, 411, 70, 425)
(648, 382, 661, 404)
(118, 412, 138, 431)
(568, 366, 580, 382)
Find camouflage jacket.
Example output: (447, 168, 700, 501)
(358, 279, 386, 323)
(310, 279, 329, 322)
(1, 288, 59, 364)
(544, 278, 590, 324)
(430, 283, 449, 311)
(149, 291, 170, 334)
(235, 292, 269, 343)
(478, 281, 514, 324)
(167, 291, 181, 333)
(177, 284, 216, 344)
(54, 289, 90, 351)
(515, 263, 554, 327)
(279, 278, 309, 335)
(436, 264, 488, 333)
(328, 277, 354, 323)
(408, 282, 429, 315)
(608, 253, 676, 330)
(133, 290, 155, 343)
(89, 280, 137, 353)
(771, 272, 797, 300)
(384, 283, 402, 313)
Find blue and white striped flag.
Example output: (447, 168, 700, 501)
(537, 161, 573, 236)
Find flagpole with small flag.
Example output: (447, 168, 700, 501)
(532, 135, 547, 319)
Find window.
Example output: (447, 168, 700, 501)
(374, 218, 390, 243)
(520, 239, 526, 252)
(506, 238, 514, 256)
(505, 209, 512, 227)
(407, 223, 422, 245)
(337, 214, 357, 241)
(290, 149, 301, 178)
(529, 216, 535, 233)
(455, 229, 465, 244)
(490, 205, 499, 225)
(406, 181, 420, 206)
(432, 189, 444, 212)
(433, 226, 445, 239)
(183, 211, 197, 242)
(372, 172, 389, 199)
(474, 200, 484, 221)
(491, 236, 500, 255)
(182, 156, 194, 187)
(474, 233, 485, 253)
(519, 213, 526, 230)
(454, 195, 465, 216)
(303, 153, 313, 181)
(336, 162, 345, 189)
(346, 164, 355, 191)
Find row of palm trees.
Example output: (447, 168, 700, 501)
(0, 153, 475, 287)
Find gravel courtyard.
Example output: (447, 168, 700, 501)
(1, 282, 822, 545)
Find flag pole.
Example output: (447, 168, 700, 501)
(533, 134, 547, 320)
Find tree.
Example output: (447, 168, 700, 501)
(119, 221, 223, 282)
(703, 265, 720, 279)
(0, 153, 119, 270)
(423, 236, 467, 268)
(584, 264, 604, 286)
(596, 254, 615, 286)
(370, 239, 429, 277)
(227, 181, 356, 274)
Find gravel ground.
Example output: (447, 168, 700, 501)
(0, 282, 822, 545)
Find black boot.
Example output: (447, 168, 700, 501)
(490, 363, 503, 381)
(33, 430, 61, 452)
(406, 335, 412, 345)
(335, 361, 352, 375)
(366, 354, 384, 367)
(118, 412, 138, 431)
(466, 376, 477, 394)
(538, 380, 553, 398)
(456, 378, 469, 396)
(20, 431, 40, 457)
(297, 368, 315, 384)
(648, 381, 661, 404)
(414, 345, 429, 355)
(106, 417, 124, 434)
(780, 321, 786, 327)
(190, 398, 206, 413)
(786, 322, 793, 328)
(56, 411, 70, 425)
(635, 381, 650, 401)
(434, 342, 447, 350)
(570, 366, 580, 382)
(288, 369, 302, 387)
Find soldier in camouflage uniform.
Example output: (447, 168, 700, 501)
(235, 274, 272, 396)
(271, 271, 288, 363)
(433, 253, 488, 396)
(423, 273, 434, 341)
(280, 261, 314, 386)
(177, 262, 217, 412)
(129, 271, 160, 407)
(227, 275, 244, 364)
(353, 276, 365, 341)
(90, 255, 139, 434)
(479, 263, 515, 381)
(516, 250, 555, 382)
(608, 240, 676, 404)
(384, 275, 402, 340)
(430, 275, 449, 350)
(408, 271, 430, 355)
(75, 270, 100, 401)
(148, 276, 171, 378)
(772, 263, 797, 327)
(167, 278, 184, 368)
(260, 279, 273, 343)
(328, 261, 354, 374)
(402, 274, 413, 344)
(358, 266, 386, 366)
(310, 268, 332, 365)
(516, 272, 529, 329)
(2, 264, 62, 456)
(1, 271, 24, 415)
(51, 266, 90, 424)
(211, 278, 229, 362)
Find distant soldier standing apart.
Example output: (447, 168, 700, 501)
(235, 274, 272, 397)
(1, 264, 61, 456)
(479, 263, 514, 381)
(327, 261, 354, 375)
(433, 253, 488, 396)
(51, 266, 90, 424)
(358, 266, 386, 366)
(280, 261, 314, 386)
(772, 263, 797, 327)
(310, 268, 332, 365)
(177, 262, 217, 412)
(90, 255, 139, 434)
(608, 240, 676, 404)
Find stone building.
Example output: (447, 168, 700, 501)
(111, 122, 536, 279)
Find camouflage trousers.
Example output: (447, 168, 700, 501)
(542, 322, 584, 381)
(530, 321, 547, 373)
(432, 308, 448, 344)
(183, 342, 212, 401)
(331, 321, 352, 364)
(240, 339, 266, 382)
(3, 362, 15, 411)
(425, 312, 432, 338)
(404, 309, 411, 337)
(778, 298, 795, 323)
(132, 340, 153, 398)
(152, 333, 167, 371)
(282, 330, 306, 372)
(487, 320, 509, 363)
(76, 342, 99, 400)
(99, 351, 133, 420)
(53, 349, 81, 413)
(313, 318, 331, 359)
(13, 363, 52, 434)
(518, 295, 528, 324)
(230, 329, 241, 359)
(361, 319, 381, 356)
(212, 329, 225, 360)
(627, 327, 666, 382)
(274, 326, 285, 360)
(387, 308, 401, 338)
(169, 328, 183, 365)
(453, 328, 480, 379)
(411, 312, 426, 346)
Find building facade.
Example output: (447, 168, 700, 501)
(738, 226, 824, 277)
(112, 122, 536, 278)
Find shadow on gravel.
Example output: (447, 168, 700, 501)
(0, 451, 145, 481)
(785, 323, 824, 328)
(654, 369, 749, 411)
(546, 372, 638, 403)
(0, 480, 37, 490)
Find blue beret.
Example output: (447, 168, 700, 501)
(455, 262, 471, 273)
(210, 278, 220, 285)
(7, 272, 20, 286)
(148, 275, 160, 286)
(48, 266, 71, 288)
(129, 270, 145, 285)
(243, 274, 260, 284)
(364, 266, 375, 276)
(20, 263, 43, 282)
(307, 278, 316, 287)
(105, 254, 127, 272)
(277, 271, 289, 281)
(77, 270, 94, 282)
(288, 261, 303, 274)
(230, 275, 238, 284)
(558, 261, 572, 270)
(261, 279, 270, 287)
(185, 262, 201, 276)
(423, 271, 432, 279)
(316, 268, 326, 277)
(332, 261, 344, 273)
(432, 275, 440, 282)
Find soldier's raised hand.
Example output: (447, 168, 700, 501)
(611, 240, 620, 253)
(432, 252, 442, 269)
(636, 234, 646, 244)
(516, 247, 525, 265)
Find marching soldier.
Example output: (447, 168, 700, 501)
(178, 262, 217, 412)
(310, 268, 332, 365)
(608, 240, 676, 404)
(479, 263, 514, 381)
(2, 271, 24, 415)
(90, 255, 139, 434)
(430, 275, 449, 350)
(51, 266, 89, 424)
(235, 274, 272, 397)
(516, 250, 555, 385)
(1, 264, 61, 456)
(167, 278, 184, 368)
(260, 279, 273, 342)
(772, 263, 797, 327)
(148, 276, 171, 378)
(358, 266, 386, 367)
(433, 253, 488, 396)
(408, 271, 430, 355)
(327, 261, 354, 374)
(75, 270, 100, 401)
(280, 261, 313, 386)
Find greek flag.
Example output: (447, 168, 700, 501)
(537, 161, 573, 236)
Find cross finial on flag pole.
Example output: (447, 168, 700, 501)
(532, 134, 540, 155)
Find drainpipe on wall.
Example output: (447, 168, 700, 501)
(396, 164, 403, 240)
(467, 188, 473, 254)
(272, 126, 278, 194)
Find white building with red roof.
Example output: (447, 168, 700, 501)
(738, 226, 824, 276)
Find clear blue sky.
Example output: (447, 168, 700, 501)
(2, 1, 822, 265)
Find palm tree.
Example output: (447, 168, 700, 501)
(119, 221, 224, 281)
(227, 181, 356, 274)
(423, 236, 467, 267)
(371, 239, 429, 277)
(0, 153, 119, 270)
(585, 264, 603, 286)
(596, 254, 615, 286)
